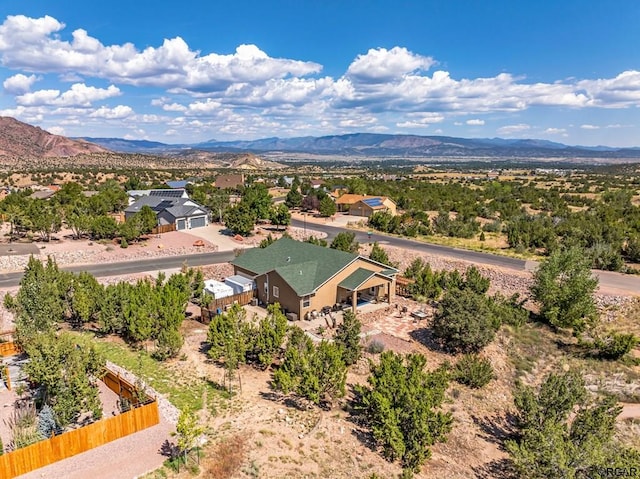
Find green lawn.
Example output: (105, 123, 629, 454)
(76, 333, 207, 413)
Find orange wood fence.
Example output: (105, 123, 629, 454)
(0, 341, 20, 357)
(0, 331, 20, 357)
(0, 400, 160, 479)
(102, 368, 153, 406)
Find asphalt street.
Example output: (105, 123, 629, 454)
(0, 222, 639, 294)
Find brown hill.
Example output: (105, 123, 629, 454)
(0, 117, 109, 157)
(175, 150, 286, 169)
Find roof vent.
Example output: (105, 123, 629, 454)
(300, 270, 303, 275)
(286, 256, 291, 262)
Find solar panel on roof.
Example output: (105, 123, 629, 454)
(363, 198, 383, 207)
(149, 190, 184, 198)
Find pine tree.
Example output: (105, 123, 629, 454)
(334, 310, 362, 366)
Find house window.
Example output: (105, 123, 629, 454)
(273, 286, 279, 298)
(303, 296, 310, 308)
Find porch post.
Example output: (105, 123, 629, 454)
(387, 282, 391, 304)
(352, 290, 357, 313)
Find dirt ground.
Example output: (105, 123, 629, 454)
(1, 223, 638, 478)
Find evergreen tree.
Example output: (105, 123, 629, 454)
(318, 196, 337, 217)
(432, 288, 500, 352)
(330, 231, 359, 253)
(334, 310, 362, 366)
(354, 351, 452, 473)
(369, 242, 395, 267)
(531, 247, 599, 335)
(506, 370, 637, 479)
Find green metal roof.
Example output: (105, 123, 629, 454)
(380, 268, 398, 277)
(231, 238, 358, 296)
(338, 268, 376, 291)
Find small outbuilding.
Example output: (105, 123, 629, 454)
(203, 280, 234, 299)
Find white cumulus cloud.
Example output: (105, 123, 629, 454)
(497, 124, 531, 135)
(466, 119, 485, 125)
(347, 46, 435, 83)
(3, 73, 38, 94)
(0, 15, 321, 93)
(16, 83, 120, 107)
(580, 124, 600, 129)
(89, 105, 133, 119)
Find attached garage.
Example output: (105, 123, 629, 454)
(176, 219, 187, 230)
(189, 216, 207, 229)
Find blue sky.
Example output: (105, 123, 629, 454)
(0, 0, 639, 146)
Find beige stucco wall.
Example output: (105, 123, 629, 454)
(235, 258, 396, 320)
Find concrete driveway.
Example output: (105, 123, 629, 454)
(182, 224, 251, 252)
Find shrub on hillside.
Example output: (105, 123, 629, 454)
(452, 354, 495, 389)
(593, 331, 638, 360)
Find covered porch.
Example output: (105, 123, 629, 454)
(337, 268, 394, 313)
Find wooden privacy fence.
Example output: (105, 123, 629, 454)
(0, 341, 20, 357)
(200, 290, 256, 324)
(151, 223, 176, 235)
(0, 331, 20, 357)
(0, 400, 160, 479)
(102, 368, 153, 406)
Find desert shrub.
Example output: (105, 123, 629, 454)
(120, 238, 128, 248)
(432, 289, 501, 353)
(205, 434, 247, 479)
(593, 331, 638, 360)
(366, 339, 385, 354)
(452, 355, 495, 389)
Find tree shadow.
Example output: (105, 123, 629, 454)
(471, 413, 517, 451)
(342, 384, 380, 455)
(408, 327, 449, 354)
(472, 458, 516, 479)
(198, 341, 211, 355)
(160, 439, 179, 459)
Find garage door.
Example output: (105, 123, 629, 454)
(177, 219, 187, 230)
(190, 216, 206, 229)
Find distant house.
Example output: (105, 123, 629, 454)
(309, 179, 325, 190)
(29, 189, 56, 200)
(334, 194, 397, 216)
(349, 197, 397, 218)
(125, 196, 209, 230)
(231, 238, 397, 319)
(214, 174, 245, 190)
(165, 180, 191, 189)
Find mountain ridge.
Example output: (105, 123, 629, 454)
(0, 117, 109, 157)
(82, 132, 640, 159)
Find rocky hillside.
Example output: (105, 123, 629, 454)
(0, 117, 108, 157)
(175, 150, 286, 169)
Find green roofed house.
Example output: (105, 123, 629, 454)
(231, 237, 397, 320)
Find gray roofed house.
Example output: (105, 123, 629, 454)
(125, 195, 209, 230)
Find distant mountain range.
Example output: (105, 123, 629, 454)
(82, 133, 640, 159)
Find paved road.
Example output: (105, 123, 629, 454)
(1, 223, 639, 294)
(292, 218, 527, 270)
(294, 218, 640, 295)
(0, 251, 236, 288)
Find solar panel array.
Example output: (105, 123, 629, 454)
(362, 197, 384, 207)
(149, 189, 184, 198)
